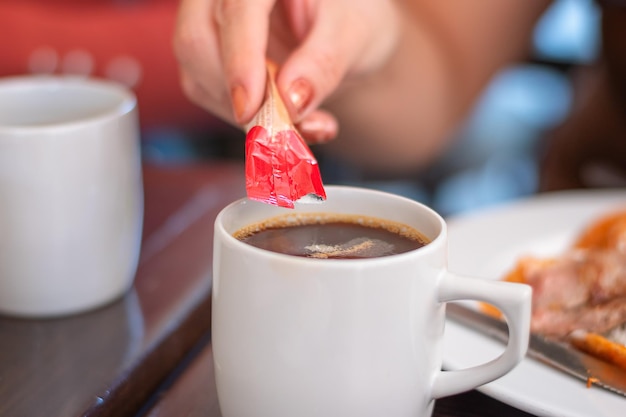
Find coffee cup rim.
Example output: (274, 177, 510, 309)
(215, 185, 447, 264)
(0, 75, 137, 134)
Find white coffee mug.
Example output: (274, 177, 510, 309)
(213, 186, 531, 417)
(0, 75, 143, 318)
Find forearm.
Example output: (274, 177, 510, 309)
(324, 6, 457, 173)
(324, 0, 550, 174)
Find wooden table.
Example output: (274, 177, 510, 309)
(140, 339, 536, 417)
(0, 162, 536, 417)
(0, 163, 245, 417)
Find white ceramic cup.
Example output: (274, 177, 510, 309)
(213, 186, 531, 417)
(0, 76, 143, 318)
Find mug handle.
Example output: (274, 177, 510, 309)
(431, 272, 532, 399)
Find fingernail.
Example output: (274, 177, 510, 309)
(287, 78, 313, 114)
(231, 84, 247, 122)
(299, 115, 338, 144)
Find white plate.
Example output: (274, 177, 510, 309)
(443, 189, 626, 417)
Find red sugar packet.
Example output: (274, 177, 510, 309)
(244, 63, 326, 208)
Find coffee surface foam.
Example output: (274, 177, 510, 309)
(234, 213, 429, 259)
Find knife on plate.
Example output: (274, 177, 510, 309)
(445, 302, 626, 397)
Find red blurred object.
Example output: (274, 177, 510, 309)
(245, 63, 326, 209)
(0, 0, 216, 131)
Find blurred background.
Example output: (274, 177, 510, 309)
(316, 0, 601, 216)
(0, 0, 604, 217)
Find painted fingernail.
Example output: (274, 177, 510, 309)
(231, 84, 247, 122)
(299, 115, 338, 144)
(287, 78, 313, 114)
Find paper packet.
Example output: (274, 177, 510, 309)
(244, 62, 326, 208)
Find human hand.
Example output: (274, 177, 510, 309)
(173, 0, 401, 143)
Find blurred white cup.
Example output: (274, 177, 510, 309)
(0, 76, 143, 318)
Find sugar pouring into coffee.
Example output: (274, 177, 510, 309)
(233, 213, 430, 259)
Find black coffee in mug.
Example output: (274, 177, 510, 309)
(234, 213, 429, 259)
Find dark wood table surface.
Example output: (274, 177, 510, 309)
(139, 339, 536, 417)
(0, 162, 245, 417)
(0, 162, 537, 417)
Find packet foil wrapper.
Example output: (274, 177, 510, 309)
(244, 63, 326, 209)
